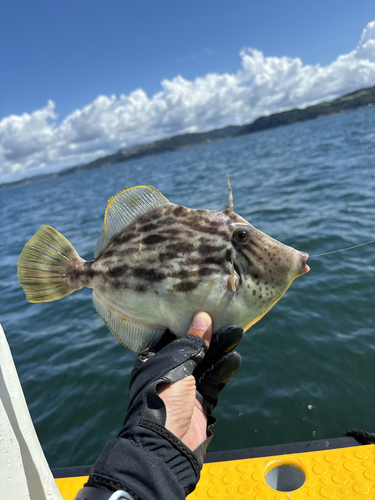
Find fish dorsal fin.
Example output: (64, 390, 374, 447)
(219, 175, 234, 211)
(94, 185, 170, 258)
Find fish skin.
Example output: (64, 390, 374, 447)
(64, 202, 309, 338)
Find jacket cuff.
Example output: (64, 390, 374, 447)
(86, 423, 201, 500)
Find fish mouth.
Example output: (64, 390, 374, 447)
(300, 252, 310, 274)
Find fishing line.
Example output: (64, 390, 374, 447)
(309, 239, 375, 258)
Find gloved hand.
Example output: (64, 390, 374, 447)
(75, 314, 243, 500)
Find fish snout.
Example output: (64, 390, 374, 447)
(296, 251, 310, 277)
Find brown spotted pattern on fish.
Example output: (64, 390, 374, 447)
(83, 207, 231, 295)
(17, 183, 309, 352)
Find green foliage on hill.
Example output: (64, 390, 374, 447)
(62, 84, 375, 175)
(2, 85, 375, 190)
(235, 85, 375, 136)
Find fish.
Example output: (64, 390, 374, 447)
(17, 180, 310, 353)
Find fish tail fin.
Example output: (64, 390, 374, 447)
(17, 225, 80, 303)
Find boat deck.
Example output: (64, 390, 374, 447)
(54, 436, 375, 499)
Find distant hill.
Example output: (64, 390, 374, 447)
(2, 84, 375, 191)
(235, 86, 375, 136)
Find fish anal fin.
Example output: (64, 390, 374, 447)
(94, 185, 170, 258)
(92, 292, 165, 352)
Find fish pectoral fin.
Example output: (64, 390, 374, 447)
(228, 260, 239, 293)
(92, 292, 165, 353)
(94, 185, 170, 258)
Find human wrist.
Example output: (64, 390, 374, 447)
(87, 425, 201, 499)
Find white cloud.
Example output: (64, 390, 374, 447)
(2, 20, 375, 183)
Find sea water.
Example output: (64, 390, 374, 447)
(1, 106, 375, 467)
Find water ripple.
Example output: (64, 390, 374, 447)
(1, 106, 374, 466)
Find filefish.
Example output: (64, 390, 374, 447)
(17, 181, 310, 353)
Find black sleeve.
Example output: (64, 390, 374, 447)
(74, 327, 242, 500)
(86, 428, 200, 500)
(77, 335, 208, 500)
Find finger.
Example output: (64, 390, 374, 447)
(188, 312, 212, 348)
(150, 330, 178, 353)
(130, 335, 207, 395)
(199, 352, 241, 399)
(193, 325, 243, 382)
(197, 351, 241, 416)
(210, 325, 244, 354)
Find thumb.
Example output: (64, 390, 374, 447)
(187, 312, 212, 349)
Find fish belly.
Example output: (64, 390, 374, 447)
(92, 272, 241, 337)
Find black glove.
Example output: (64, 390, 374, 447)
(75, 325, 243, 500)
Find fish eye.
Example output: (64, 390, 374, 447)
(233, 228, 251, 244)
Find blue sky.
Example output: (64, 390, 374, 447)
(1, 0, 375, 183)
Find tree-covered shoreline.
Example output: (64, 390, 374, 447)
(2, 84, 375, 191)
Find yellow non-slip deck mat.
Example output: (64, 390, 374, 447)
(56, 443, 375, 499)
